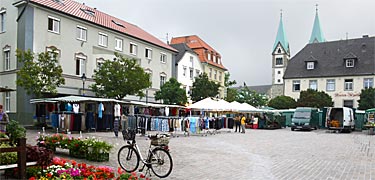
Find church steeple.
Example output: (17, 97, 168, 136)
(309, 4, 325, 43)
(273, 10, 289, 53)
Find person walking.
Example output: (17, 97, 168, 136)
(0, 105, 9, 133)
(234, 114, 241, 132)
(240, 114, 246, 133)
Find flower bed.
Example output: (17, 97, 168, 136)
(27, 157, 149, 180)
(36, 133, 113, 162)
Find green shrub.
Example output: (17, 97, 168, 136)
(0, 143, 18, 165)
(6, 120, 26, 145)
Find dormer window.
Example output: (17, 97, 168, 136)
(346, 59, 355, 67)
(277, 48, 281, 54)
(80, 8, 95, 16)
(307, 62, 315, 70)
(112, 20, 125, 28)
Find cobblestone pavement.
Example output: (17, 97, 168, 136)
(26, 128, 375, 180)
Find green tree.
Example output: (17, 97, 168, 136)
(268, 95, 297, 109)
(155, 78, 187, 105)
(297, 89, 333, 108)
(358, 87, 375, 110)
(236, 83, 268, 107)
(16, 48, 65, 98)
(191, 73, 220, 102)
(224, 73, 237, 102)
(90, 53, 151, 99)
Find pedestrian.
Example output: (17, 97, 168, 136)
(0, 105, 9, 133)
(234, 114, 241, 132)
(240, 114, 246, 133)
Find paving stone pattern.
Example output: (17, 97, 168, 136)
(26, 128, 375, 180)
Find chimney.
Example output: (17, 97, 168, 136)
(362, 34, 369, 38)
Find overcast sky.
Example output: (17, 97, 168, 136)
(76, 0, 375, 86)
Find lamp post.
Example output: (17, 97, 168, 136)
(81, 73, 86, 96)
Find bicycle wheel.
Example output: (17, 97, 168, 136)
(118, 145, 140, 172)
(150, 148, 173, 178)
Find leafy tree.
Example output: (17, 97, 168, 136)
(358, 87, 375, 110)
(296, 89, 333, 108)
(224, 73, 237, 102)
(16, 48, 65, 98)
(191, 73, 220, 102)
(90, 53, 151, 99)
(236, 83, 268, 107)
(155, 78, 187, 105)
(268, 95, 297, 109)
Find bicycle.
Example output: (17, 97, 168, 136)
(118, 129, 173, 178)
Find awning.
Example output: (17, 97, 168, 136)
(0, 86, 15, 92)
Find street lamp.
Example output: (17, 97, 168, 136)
(81, 73, 86, 96)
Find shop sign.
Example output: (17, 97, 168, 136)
(334, 92, 360, 97)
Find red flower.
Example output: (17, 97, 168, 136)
(140, 174, 145, 178)
(72, 160, 77, 167)
(47, 173, 52, 178)
(29, 177, 36, 180)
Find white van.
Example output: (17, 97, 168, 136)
(325, 107, 355, 132)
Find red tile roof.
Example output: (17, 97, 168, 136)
(29, 0, 177, 52)
(171, 35, 227, 70)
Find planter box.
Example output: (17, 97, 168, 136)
(69, 149, 86, 159)
(86, 152, 109, 162)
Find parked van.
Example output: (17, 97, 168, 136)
(325, 107, 355, 132)
(291, 107, 319, 131)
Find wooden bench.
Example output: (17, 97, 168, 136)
(0, 138, 30, 179)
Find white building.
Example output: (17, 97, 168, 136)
(170, 43, 202, 102)
(0, 0, 177, 123)
(284, 35, 375, 108)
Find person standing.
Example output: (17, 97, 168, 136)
(240, 114, 246, 134)
(234, 114, 241, 132)
(0, 105, 9, 133)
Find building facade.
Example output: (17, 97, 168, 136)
(171, 35, 227, 99)
(170, 43, 202, 102)
(0, 0, 177, 124)
(284, 36, 375, 108)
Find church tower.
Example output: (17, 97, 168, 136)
(271, 10, 290, 99)
(309, 4, 325, 43)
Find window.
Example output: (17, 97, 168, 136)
(130, 43, 137, 55)
(160, 74, 166, 87)
(307, 62, 314, 70)
(218, 58, 221, 65)
(343, 100, 353, 108)
(344, 79, 353, 91)
(145, 48, 152, 59)
(0, 10, 5, 33)
(183, 66, 186, 76)
(293, 80, 300, 92)
(277, 71, 281, 74)
(75, 54, 86, 76)
(115, 38, 123, 51)
(364, 78, 373, 89)
(207, 52, 211, 61)
(5, 91, 10, 112)
(189, 68, 193, 79)
(196, 70, 200, 77)
(309, 80, 317, 90)
(326, 79, 335, 91)
(76, 26, 87, 41)
(219, 72, 222, 81)
(96, 58, 104, 70)
(145, 69, 152, 86)
(214, 70, 217, 80)
(209, 68, 212, 78)
(160, 53, 166, 63)
(98, 33, 108, 47)
(213, 55, 216, 63)
(46, 46, 61, 60)
(190, 56, 193, 63)
(275, 57, 283, 65)
(346, 59, 355, 67)
(48, 16, 60, 33)
(4, 48, 10, 70)
(277, 48, 281, 53)
(277, 79, 281, 83)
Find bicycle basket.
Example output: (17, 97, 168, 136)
(122, 129, 136, 141)
(150, 137, 170, 146)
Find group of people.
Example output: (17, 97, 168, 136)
(234, 114, 246, 133)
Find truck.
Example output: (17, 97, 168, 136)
(325, 107, 355, 132)
(291, 107, 319, 131)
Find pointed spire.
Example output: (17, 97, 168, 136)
(309, 4, 325, 43)
(273, 9, 289, 53)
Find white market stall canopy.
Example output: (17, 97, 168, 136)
(228, 101, 260, 112)
(30, 95, 185, 108)
(187, 98, 233, 111)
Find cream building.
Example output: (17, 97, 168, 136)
(0, 0, 177, 123)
